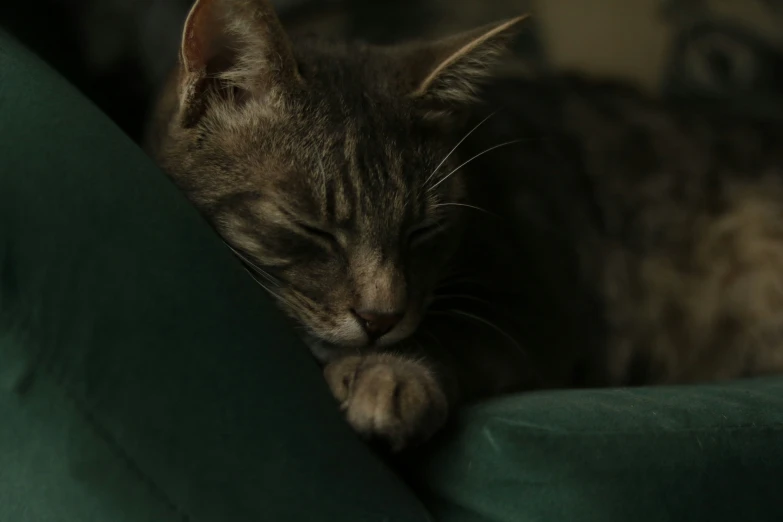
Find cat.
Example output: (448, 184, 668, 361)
(147, 0, 783, 451)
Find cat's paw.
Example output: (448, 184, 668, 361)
(324, 353, 448, 451)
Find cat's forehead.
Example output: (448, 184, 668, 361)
(281, 123, 415, 229)
(282, 85, 437, 184)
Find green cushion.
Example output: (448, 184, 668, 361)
(408, 377, 783, 522)
(0, 30, 430, 522)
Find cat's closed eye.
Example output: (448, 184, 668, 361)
(296, 222, 341, 247)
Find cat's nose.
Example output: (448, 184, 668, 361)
(352, 309, 403, 340)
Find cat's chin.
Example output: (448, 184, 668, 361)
(302, 333, 415, 364)
(303, 334, 371, 364)
(305, 336, 342, 364)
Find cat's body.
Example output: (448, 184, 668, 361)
(149, 0, 783, 450)
(454, 76, 783, 390)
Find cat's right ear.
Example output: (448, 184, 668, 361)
(177, 0, 300, 127)
(396, 15, 528, 118)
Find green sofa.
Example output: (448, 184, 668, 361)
(2, 27, 783, 522)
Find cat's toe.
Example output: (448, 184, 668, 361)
(324, 354, 448, 451)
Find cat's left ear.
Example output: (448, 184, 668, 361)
(399, 15, 528, 108)
(176, 0, 300, 127)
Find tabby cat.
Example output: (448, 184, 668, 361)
(148, 0, 783, 451)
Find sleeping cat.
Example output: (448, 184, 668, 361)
(148, 0, 783, 451)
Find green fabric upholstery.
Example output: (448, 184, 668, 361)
(408, 377, 783, 522)
(0, 30, 431, 522)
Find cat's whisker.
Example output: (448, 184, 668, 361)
(432, 202, 503, 220)
(244, 261, 280, 287)
(232, 253, 310, 314)
(223, 241, 280, 287)
(282, 287, 314, 313)
(429, 138, 527, 191)
(246, 270, 313, 320)
(242, 267, 286, 302)
(423, 111, 496, 188)
(429, 309, 523, 354)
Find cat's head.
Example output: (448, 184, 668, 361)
(154, 0, 525, 357)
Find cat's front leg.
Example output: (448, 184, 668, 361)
(323, 353, 448, 451)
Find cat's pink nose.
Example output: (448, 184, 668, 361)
(352, 309, 403, 340)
